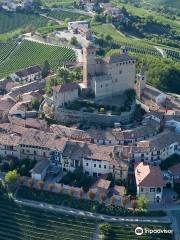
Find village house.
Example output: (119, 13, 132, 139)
(135, 162, 164, 203)
(10, 66, 42, 83)
(0, 132, 21, 159)
(0, 96, 16, 122)
(53, 83, 79, 109)
(169, 163, 180, 183)
(7, 80, 45, 101)
(31, 159, 50, 181)
(68, 21, 92, 40)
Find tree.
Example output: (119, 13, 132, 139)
(42, 60, 51, 78)
(60, 183, 64, 193)
(88, 190, 96, 201)
(70, 36, 78, 46)
(110, 196, 116, 205)
(68, 187, 75, 197)
(48, 183, 54, 191)
(121, 196, 129, 208)
(58, 67, 71, 83)
(99, 223, 112, 237)
(32, 97, 40, 111)
(137, 196, 148, 210)
(28, 179, 33, 188)
(5, 170, 18, 185)
(19, 176, 24, 185)
(99, 192, 107, 204)
(131, 199, 138, 211)
(38, 181, 44, 190)
(79, 188, 84, 199)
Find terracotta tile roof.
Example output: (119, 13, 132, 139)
(10, 117, 47, 130)
(0, 123, 28, 135)
(113, 185, 125, 196)
(53, 83, 79, 93)
(20, 129, 67, 151)
(15, 65, 41, 78)
(135, 162, 164, 187)
(137, 130, 180, 150)
(169, 163, 180, 176)
(93, 179, 111, 190)
(85, 144, 114, 162)
(0, 132, 21, 146)
(0, 97, 15, 112)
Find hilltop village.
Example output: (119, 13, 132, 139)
(0, 40, 179, 206)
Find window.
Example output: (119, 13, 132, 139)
(94, 164, 96, 168)
(43, 152, 46, 157)
(85, 171, 89, 175)
(86, 163, 89, 166)
(141, 187, 144, 192)
(150, 188, 155, 192)
(34, 151, 36, 155)
(99, 164, 101, 168)
(93, 172, 97, 177)
(119, 70, 122, 74)
(104, 165, 106, 169)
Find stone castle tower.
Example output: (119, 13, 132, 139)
(83, 45, 97, 88)
(136, 65, 146, 99)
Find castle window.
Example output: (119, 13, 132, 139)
(119, 70, 122, 74)
(120, 63, 121, 65)
(101, 85, 102, 88)
(126, 62, 128, 64)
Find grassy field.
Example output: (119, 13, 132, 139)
(0, 40, 76, 78)
(0, 198, 174, 240)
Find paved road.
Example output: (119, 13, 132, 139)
(169, 210, 180, 240)
(14, 197, 171, 224)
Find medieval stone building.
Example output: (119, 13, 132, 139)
(83, 45, 136, 100)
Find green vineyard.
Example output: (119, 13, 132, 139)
(0, 41, 18, 63)
(108, 224, 174, 240)
(42, 0, 75, 7)
(0, 40, 76, 78)
(0, 11, 48, 34)
(0, 199, 96, 240)
(0, 198, 174, 240)
(46, 9, 90, 21)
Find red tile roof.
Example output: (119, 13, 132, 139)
(169, 163, 180, 176)
(53, 83, 79, 93)
(135, 162, 164, 187)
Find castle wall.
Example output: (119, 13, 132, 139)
(55, 102, 136, 125)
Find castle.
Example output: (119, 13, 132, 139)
(82, 45, 136, 100)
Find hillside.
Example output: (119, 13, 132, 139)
(144, 0, 180, 9)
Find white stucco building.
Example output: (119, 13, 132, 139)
(135, 162, 164, 203)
